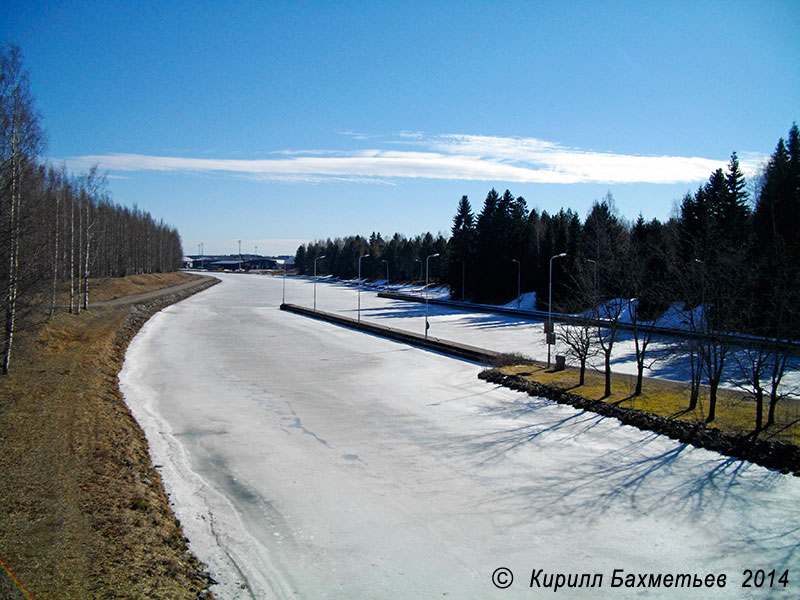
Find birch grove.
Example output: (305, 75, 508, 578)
(1, 44, 183, 373)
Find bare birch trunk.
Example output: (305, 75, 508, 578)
(82, 197, 92, 310)
(76, 195, 82, 313)
(50, 180, 60, 316)
(69, 195, 74, 313)
(3, 136, 20, 375)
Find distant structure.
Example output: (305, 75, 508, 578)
(185, 254, 295, 272)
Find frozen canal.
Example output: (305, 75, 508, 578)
(120, 273, 800, 599)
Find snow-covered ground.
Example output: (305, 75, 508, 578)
(295, 275, 799, 394)
(120, 273, 800, 599)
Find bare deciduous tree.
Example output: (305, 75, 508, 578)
(0, 44, 45, 373)
(557, 320, 597, 386)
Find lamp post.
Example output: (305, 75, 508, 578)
(382, 259, 389, 286)
(415, 258, 422, 281)
(313, 255, 326, 311)
(694, 258, 705, 333)
(548, 252, 567, 368)
(281, 259, 286, 304)
(358, 253, 370, 322)
(512, 259, 521, 308)
(461, 260, 466, 301)
(586, 258, 598, 306)
(425, 253, 440, 339)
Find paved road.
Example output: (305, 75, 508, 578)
(297, 276, 800, 392)
(120, 273, 800, 599)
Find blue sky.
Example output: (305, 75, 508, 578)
(5, 1, 799, 256)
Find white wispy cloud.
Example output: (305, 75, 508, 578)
(66, 133, 763, 185)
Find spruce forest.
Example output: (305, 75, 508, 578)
(295, 125, 799, 338)
(0, 45, 183, 373)
(296, 124, 800, 427)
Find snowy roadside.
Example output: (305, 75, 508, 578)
(290, 274, 800, 395)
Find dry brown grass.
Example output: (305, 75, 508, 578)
(48, 271, 198, 306)
(500, 362, 800, 446)
(0, 273, 213, 600)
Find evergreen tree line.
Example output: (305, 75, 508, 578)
(447, 127, 799, 341)
(298, 125, 799, 339)
(1, 44, 182, 373)
(295, 231, 448, 283)
(296, 124, 799, 428)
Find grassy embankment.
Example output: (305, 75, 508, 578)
(497, 361, 800, 447)
(0, 272, 215, 600)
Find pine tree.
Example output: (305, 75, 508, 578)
(448, 196, 475, 299)
(750, 124, 800, 426)
(474, 189, 503, 302)
(451, 195, 474, 233)
(716, 153, 750, 247)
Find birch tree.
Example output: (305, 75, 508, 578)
(49, 165, 65, 316)
(81, 167, 101, 309)
(0, 44, 44, 373)
(69, 187, 75, 313)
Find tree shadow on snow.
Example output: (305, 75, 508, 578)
(458, 395, 800, 565)
(358, 302, 535, 331)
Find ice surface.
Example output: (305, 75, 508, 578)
(120, 274, 800, 599)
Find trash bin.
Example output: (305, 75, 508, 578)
(555, 355, 566, 371)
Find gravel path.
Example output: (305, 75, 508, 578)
(90, 274, 220, 307)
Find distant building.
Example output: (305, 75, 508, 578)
(245, 257, 279, 270)
(189, 256, 214, 269)
(186, 254, 291, 271)
(208, 260, 243, 271)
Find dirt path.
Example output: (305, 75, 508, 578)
(90, 274, 220, 308)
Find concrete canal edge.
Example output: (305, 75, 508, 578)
(279, 303, 501, 364)
(280, 302, 800, 477)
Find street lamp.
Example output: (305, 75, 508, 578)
(358, 253, 370, 322)
(281, 259, 286, 304)
(512, 259, 521, 308)
(313, 255, 326, 311)
(461, 260, 466, 301)
(237, 240, 242, 271)
(382, 259, 389, 287)
(548, 252, 567, 368)
(425, 253, 440, 340)
(415, 258, 422, 281)
(694, 258, 706, 332)
(586, 259, 598, 305)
